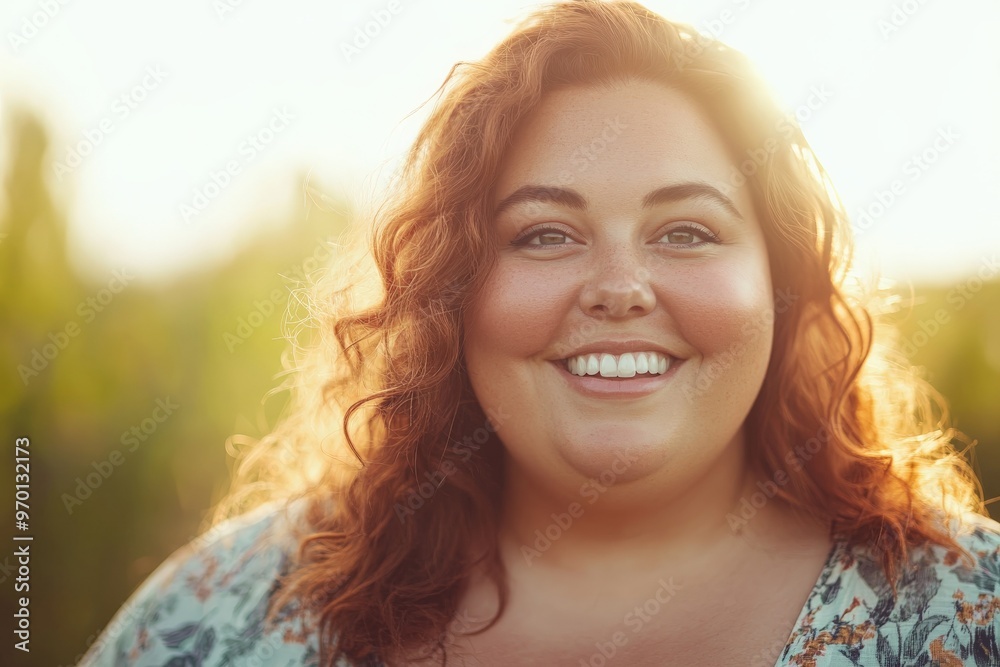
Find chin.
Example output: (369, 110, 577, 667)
(552, 426, 675, 485)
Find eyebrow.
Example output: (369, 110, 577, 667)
(493, 181, 744, 220)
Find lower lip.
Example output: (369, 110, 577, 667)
(549, 358, 683, 399)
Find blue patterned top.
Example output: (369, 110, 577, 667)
(78, 501, 1000, 666)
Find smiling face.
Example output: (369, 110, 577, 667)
(463, 79, 775, 501)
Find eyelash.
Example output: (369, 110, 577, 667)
(509, 223, 721, 249)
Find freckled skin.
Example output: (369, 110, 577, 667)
(463, 79, 774, 519)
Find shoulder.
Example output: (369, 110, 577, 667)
(78, 497, 335, 667)
(925, 512, 1000, 621)
(779, 511, 1000, 666)
(861, 510, 1000, 606)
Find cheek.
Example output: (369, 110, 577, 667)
(663, 258, 774, 357)
(465, 265, 569, 359)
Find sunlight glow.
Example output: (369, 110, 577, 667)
(0, 0, 997, 285)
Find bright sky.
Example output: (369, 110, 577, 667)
(1, 0, 998, 286)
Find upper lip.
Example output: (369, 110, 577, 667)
(556, 339, 678, 360)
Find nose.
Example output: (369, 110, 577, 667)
(579, 250, 656, 318)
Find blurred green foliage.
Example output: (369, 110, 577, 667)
(0, 106, 996, 667)
(886, 278, 1000, 506)
(1, 107, 350, 666)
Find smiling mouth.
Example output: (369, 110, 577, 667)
(558, 352, 675, 378)
(548, 356, 682, 398)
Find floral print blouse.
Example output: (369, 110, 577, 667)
(79, 502, 1000, 666)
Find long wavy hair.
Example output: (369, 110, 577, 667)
(210, 1, 986, 664)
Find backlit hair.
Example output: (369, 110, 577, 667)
(211, 1, 985, 664)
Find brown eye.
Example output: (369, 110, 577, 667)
(510, 225, 575, 248)
(659, 224, 719, 246)
(536, 232, 568, 245)
(666, 230, 696, 244)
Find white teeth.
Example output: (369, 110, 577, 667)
(635, 353, 648, 374)
(617, 353, 636, 377)
(599, 354, 617, 377)
(565, 351, 671, 378)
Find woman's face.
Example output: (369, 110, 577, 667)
(463, 79, 775, 498)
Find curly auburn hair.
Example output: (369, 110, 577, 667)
(211, 1, 986, 664)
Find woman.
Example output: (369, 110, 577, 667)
(80, 1, 1000, 666)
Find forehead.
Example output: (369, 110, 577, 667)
(493, 80, 747, 214)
